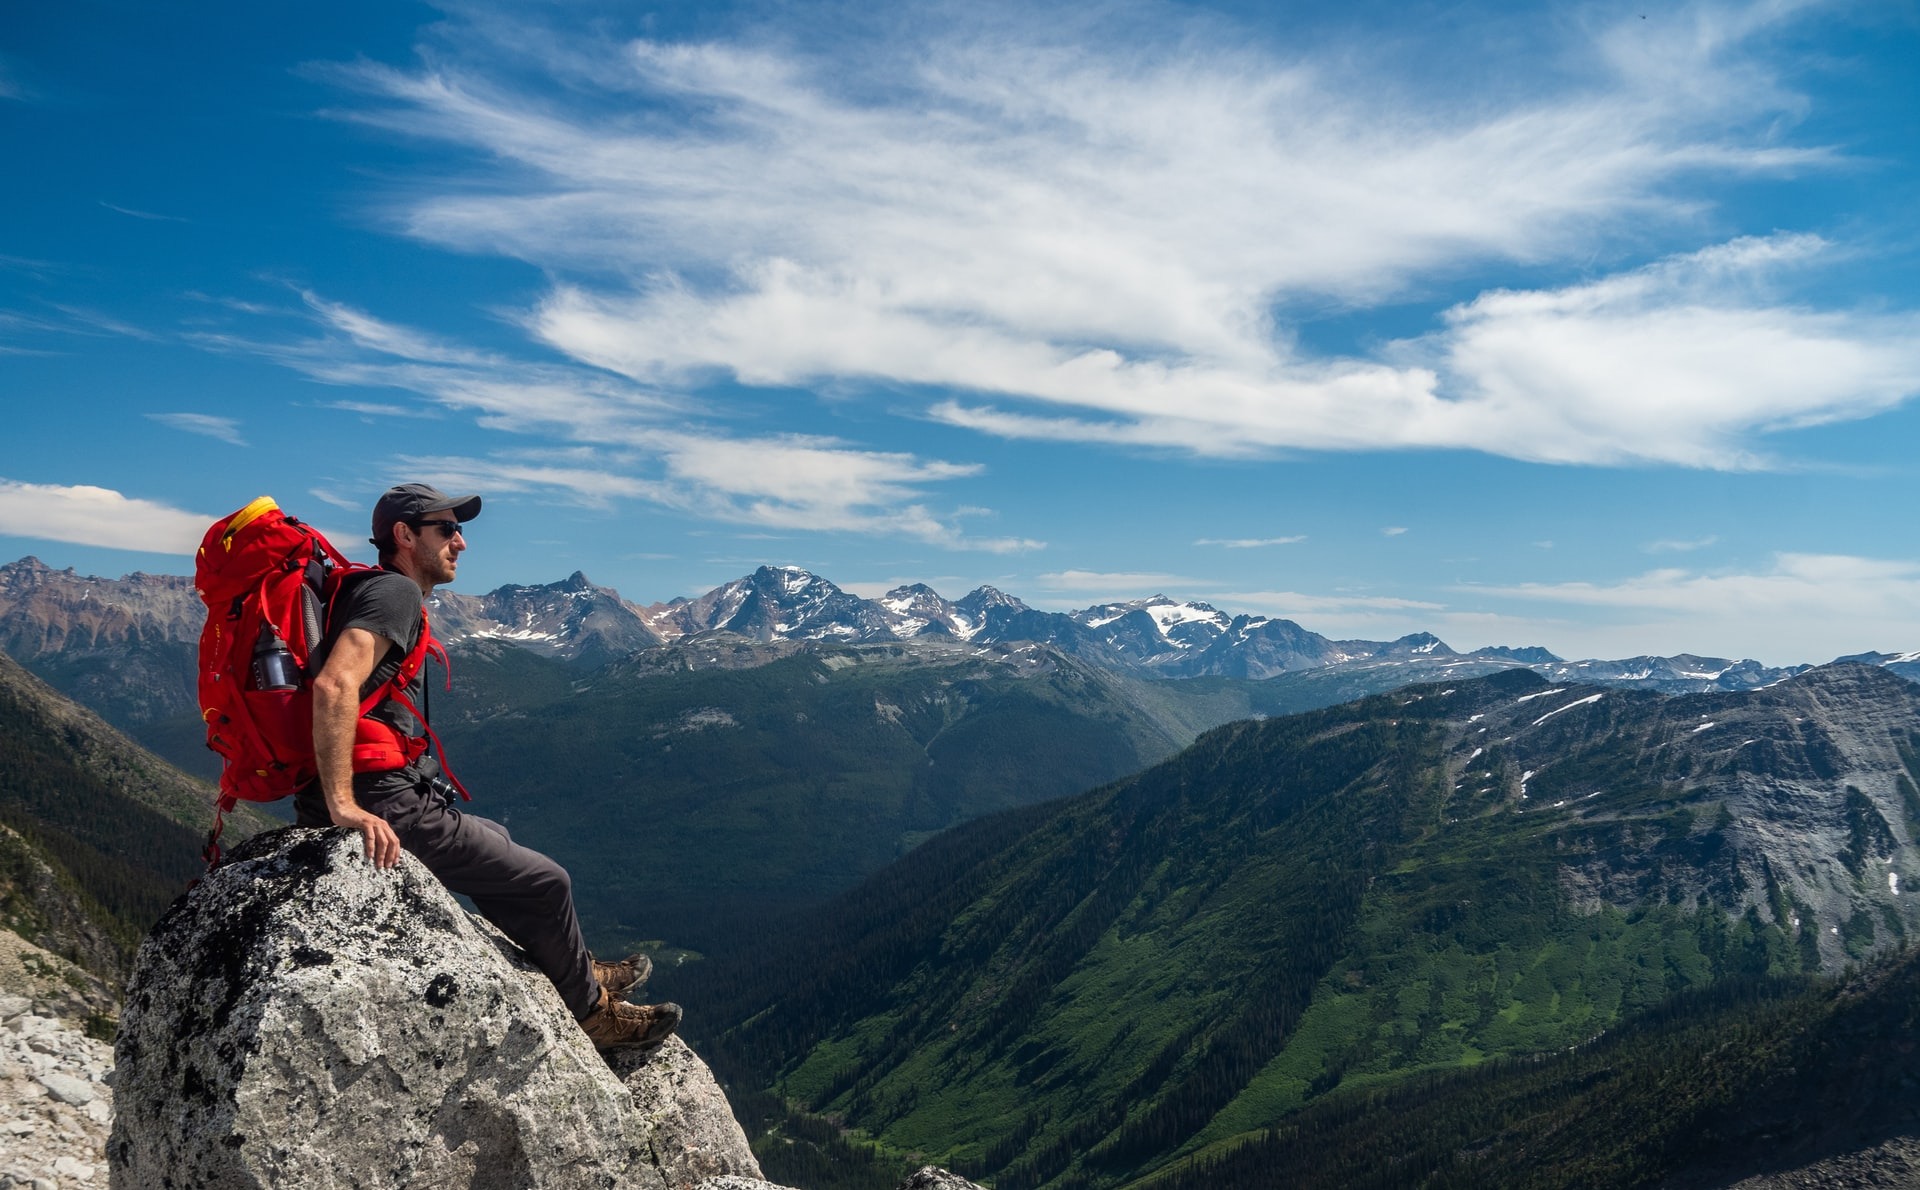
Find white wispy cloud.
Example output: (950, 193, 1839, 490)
(47, 304, 158, 342)
(320, 399, 445, 420)
(391, 434, 1041, 551)
(306, 488, 363, 512)
(311, 1, 1918, 469)
(200, 291, 1036, 552)
(1195, 536, 1306, 548)
(1647, 535, 1720, 553)
(0, 480, 209, 554)
(645, 431, 1042, 552)
(393, 452, 669, 509)
(2, 303, 156, 344)
(0, 57, 25, 102)
(100, 201, 189, 223)
(1382, 526, 1409, 537)
(1461, 552, 1920, 662)
(1417, 236, 1920, 466)
(146, 412, 246, 446)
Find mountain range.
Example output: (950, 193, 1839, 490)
(8, 554, 1909, 725)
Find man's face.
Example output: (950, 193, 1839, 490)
(405, 515, 466, 586)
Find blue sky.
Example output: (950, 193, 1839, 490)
(3, 0, 1918, 665)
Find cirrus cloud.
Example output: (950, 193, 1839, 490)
(146, 412, 247, 446)
(312, 1, 1918, 470)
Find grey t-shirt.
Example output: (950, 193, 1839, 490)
(316, 568, 440, 793)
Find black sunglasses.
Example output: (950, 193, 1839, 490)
(408, 518, 464, 538)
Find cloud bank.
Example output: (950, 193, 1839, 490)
(0, 481, 209, 555)
(1454, 552, 1920, 663)
(202, 294, 1036, 551)
(312, 0, 1920, 470)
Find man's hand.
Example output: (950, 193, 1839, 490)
(332, 803, 403, 869)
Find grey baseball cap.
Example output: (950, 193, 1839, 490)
(370, 483, 482, 547)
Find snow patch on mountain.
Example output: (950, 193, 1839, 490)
(1530, 692, 1603, 727)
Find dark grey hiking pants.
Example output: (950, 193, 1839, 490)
(295, 782, 601, 1020)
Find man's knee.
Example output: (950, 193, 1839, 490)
(523, 852, 573, 909)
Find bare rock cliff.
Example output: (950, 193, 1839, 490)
(107, 828, 761, 1189)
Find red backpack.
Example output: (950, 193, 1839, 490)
(193, 496, 465, 863)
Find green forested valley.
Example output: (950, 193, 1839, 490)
(676, 663, 1920, 1188)
(430, 639, 1324, 950)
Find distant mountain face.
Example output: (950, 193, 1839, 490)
(684, 662, 1920, 1189)
(1, 555, 1897, 695)
(631, 568, 1494, 678)
(0, 558, 203, 735)
(1839, 649, 1920, 686)
(431, 569, 662, 665)
(0, 557, 202, 655)
(605, 566, 1879, 694)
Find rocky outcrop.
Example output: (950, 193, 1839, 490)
(108, 828, 761, 1189)
(0, 990, 116, 1188)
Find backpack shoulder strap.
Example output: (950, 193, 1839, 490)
(354, 601, 472, 802)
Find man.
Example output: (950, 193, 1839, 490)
(295, 482, 680, 1052)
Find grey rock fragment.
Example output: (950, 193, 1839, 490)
(695, 1179, 803, 1190)
(33, 1072, 92, 1106)
(896, 1168, 987, 1190)
(614, 1036, 763, 1188)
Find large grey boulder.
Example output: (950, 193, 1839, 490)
(108, 827, 760, 1189)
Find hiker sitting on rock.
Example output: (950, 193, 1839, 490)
(294, 482, 680, 1052)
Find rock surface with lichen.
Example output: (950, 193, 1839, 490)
(107, 827, 759, 1189)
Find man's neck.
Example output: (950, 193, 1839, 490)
(383, 560, 435, 597)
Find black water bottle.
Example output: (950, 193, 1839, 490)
(251, 624, 300, 691)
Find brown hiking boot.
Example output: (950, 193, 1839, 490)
(591, 951, 652, 1000)
(579, 985, 681, 1052)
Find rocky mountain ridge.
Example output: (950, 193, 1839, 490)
(4, 556, 1886, 707)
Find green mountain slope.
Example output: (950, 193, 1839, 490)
(0, 650, 273, 981)
(1146, 945, 1920, 1189)
(682, 663, 1920, 1189)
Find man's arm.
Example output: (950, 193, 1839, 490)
(312, 626, 404, 869)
